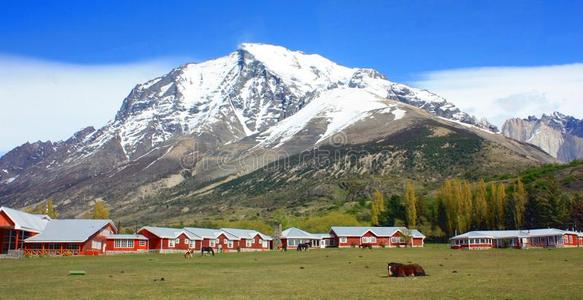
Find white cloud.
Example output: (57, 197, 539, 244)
(411, 64, 583, 128)
(0, 55, 183, 152)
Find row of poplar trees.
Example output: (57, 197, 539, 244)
(436, 178, 527, 236)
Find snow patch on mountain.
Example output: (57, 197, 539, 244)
(254, 88, 406, 148)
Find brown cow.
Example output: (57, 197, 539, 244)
(387, 262, 426, 277)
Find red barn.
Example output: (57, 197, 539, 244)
(24, 219, 117, 256)
(105, 234, 149, 254)
(0, 207, 49, 257)
(330, 227, 425, 248)
(138, 226, 201, 253)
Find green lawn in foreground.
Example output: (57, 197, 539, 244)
(0, 244, 581, 299)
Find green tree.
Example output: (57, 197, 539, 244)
(370, 189, 385, 226)
(92, 201, 110, 219)
(472, 179, 488, 229)
(46, 198, 58, 218)
(404, 181, 417, 228)
(511, 178, 527, 229)
(494, 183, 507, 229)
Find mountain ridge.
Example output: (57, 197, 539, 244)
(502, 112, 583, 162)
(0, 43, 553, 221)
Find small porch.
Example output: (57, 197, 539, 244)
(0, 227, 35, 257)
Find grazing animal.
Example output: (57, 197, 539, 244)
(184, 249, 195, 259)
(296, 243, 310, 251)
(387, 262, 426, 277)
(201, 247, 215, 256)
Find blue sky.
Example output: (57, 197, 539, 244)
(2, 1, 582, 80)
(0, 1, 582, 152)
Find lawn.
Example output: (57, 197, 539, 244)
(0, 244, 582, 299)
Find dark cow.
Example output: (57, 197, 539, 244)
(297, 243, 310, 251)
(201, 247, 215, 256)
(387, 262, 426, 277)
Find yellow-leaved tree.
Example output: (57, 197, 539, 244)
(91, 201, 110, 219)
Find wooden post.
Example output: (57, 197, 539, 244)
(15, 230, 19, 251)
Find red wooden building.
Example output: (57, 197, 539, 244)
(220, 228, 272, 251)
(449, 228, 583, 250)
(138, 226, 201, 253)
(279, 227, 322, 250)
(24, 219, 117, 256)
(330, 226, 425, 248)
(105, 234, 149, 254)
(184, 227, 240, 253)
(0, 207, 50, 257)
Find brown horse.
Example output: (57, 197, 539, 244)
(387, 262, 426, 277)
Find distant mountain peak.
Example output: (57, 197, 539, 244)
(502, 111, 583, 161)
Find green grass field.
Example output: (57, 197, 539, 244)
(1, 244, 581, 299)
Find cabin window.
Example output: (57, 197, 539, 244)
(209, 240, 216, 247)
(246, 240, 252, 247)
(175, 238, 181, 244)
(139, 240, 146, 246)
(114, 239, 133, 248)
(262, 241, 268, 248)
(168, 239, 175, 248)
(289, 239, 297, 246)
(339, 237, 347, 243)
(188, 240, 196, 248)
(362, 236, 376, 244)
(91, 241, 102, 250)
(391, 237, 403, 244)
(227, 241, 234, 248)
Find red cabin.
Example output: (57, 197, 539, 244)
(220, 228, 272, 251)
(24, 219, 117, 256)
(0, 207, 49, 257)
(105, 234, 149, 254)
(330, 226, 425, 248)
(138, 226, 201, 253)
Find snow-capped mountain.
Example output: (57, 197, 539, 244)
(71, 43, 497, 161)
(0, 43, 551, 218)
(502, 112, 583, 162)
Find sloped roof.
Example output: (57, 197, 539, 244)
(221, 228, 273, 241)
(106, 234, 148, 240)
(312, 233, 333, 239)
(139, 226, 201, 240)
(330, 226, 425, 238)
(449, 228, 568, 240)
(184, 227, 226, 239)
(25, 219, 114, 243)
(0, 206, 50, 233)
(281, 227, 318, 239)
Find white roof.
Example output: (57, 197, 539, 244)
(139, 226, 201, 240)
(106, 234, 148, 240)
(221, 228, 273, 241)
(25, 219, 114, 243)
(330, 226, 425, 238)
(450, 228, 569, 240)
(281, 227, 319, 239)
(184, 227, 239, 240)
(0, 206, 50, 233)
(312, 233, 333, 239)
